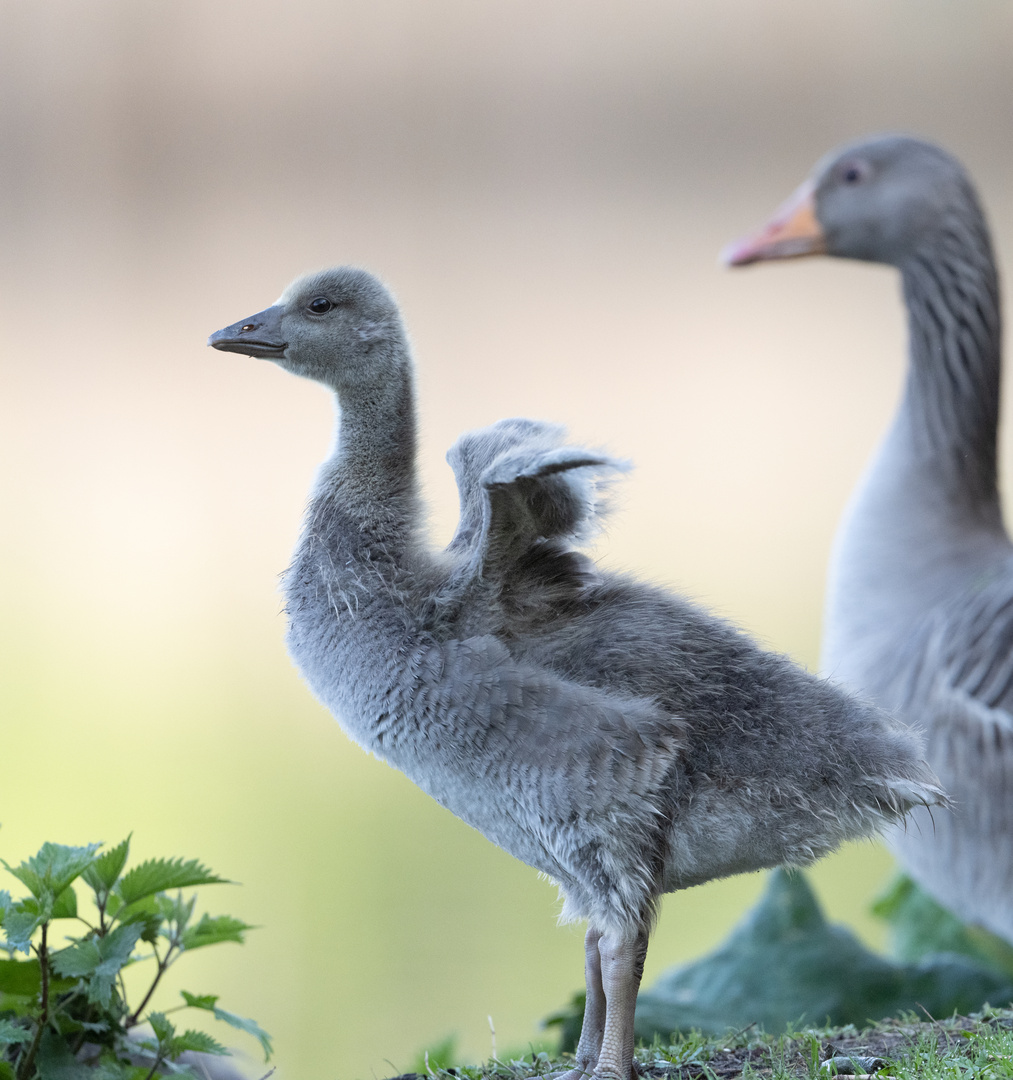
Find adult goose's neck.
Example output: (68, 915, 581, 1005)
(896, 203, 1003, 519)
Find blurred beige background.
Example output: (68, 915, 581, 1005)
(2, 2, 1013, 1077)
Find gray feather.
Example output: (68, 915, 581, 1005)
(211, 263, 946, 1080)
(733, 134, 1013, 943)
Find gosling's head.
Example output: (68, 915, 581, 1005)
(723, 134, 980, 269)
(209, 266, 407, 390)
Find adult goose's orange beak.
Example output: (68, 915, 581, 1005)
(721, 178, 827, 267)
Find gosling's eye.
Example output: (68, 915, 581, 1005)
(308, 297, 332, 314)
(841, 162, 867, 185)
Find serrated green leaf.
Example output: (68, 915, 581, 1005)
(114, 893, 160, 929)
(180, 990, 219, 1010)
(211, 1006, 273, 1060)
(51, 886, 77, 920)
(90, 924, 144, 1009)
(51, 939, 101, 978)
(36, 1028, 92, 1079)
(0, 957, 42, 995)
(79, 1020, 110, 1035)
(116, 859, 228, 907)
(0, 1018, 32, 1046)
(110, 890, 162, 948)
(137, 913, 163, 945)
(168, 1030, 227, 1058)
(96, 922, 144, 972)
(3, 865, 43, 901)
(2, 843, 101, 902)
(125, 1038, 159, 1063)
(85, 1057, 139, 1080)
(53, 923, 143, 1008)
(2, 907, 43, 954)
(180, 914, 251, 951)
(87, 972, 118, 1010)
(179, 990, 271, 1059)
(148, 1011, 175, 1046)
(159, 892, 196, 933)
(111, 1066, 151, 1080)
(82, 837, 131, 895)
(0, 957, 73, 1005)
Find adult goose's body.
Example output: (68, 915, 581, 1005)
(725, 135, 1013, 944)
(209, 266, 943, 1080)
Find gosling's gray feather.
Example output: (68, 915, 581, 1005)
(211, 265, 944, 1080)
(445, 417, 625, 591)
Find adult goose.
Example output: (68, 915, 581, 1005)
(724, 134, 1013, 944)
(209, 266, 943, 1080)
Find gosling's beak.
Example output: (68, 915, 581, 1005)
(208, 305, 287, 358)
(720, 178, 827, 267)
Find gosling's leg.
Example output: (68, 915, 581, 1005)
(592, 930, 648, 1080)
(557, 926, 606, 1079)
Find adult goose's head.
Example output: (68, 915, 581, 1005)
(208, 266, 405, 391)
(722, 135, 981, 269)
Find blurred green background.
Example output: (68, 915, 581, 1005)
(2, 2, 1013, 1077)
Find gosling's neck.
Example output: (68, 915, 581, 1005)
(283, 350, 427, 746)
(307, 353, 423, 560)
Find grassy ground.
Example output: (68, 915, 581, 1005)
(387, 1008, 1013, 1080)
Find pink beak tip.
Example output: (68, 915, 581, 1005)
(719, 237, 758, 268)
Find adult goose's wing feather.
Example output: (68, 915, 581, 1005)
(877, 570, 1013, 932)
(940, 576, 1013, 715)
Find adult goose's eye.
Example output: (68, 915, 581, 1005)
(308, 297, 332, 314)
(842, 162, 867, 185)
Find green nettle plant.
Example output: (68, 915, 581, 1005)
(0, 839, 272, 1079)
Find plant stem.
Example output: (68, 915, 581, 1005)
(17, 924, 50, 1080)
(126, 944, 175, 1028)
(39, 924, 49, 1027)
(141, 1053, 165, 1080)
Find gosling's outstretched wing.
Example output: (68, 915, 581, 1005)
(445, 418, 627, 584)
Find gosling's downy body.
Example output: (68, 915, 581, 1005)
(210, 266, 944, 1080)
(725, 134, 1013, 944)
